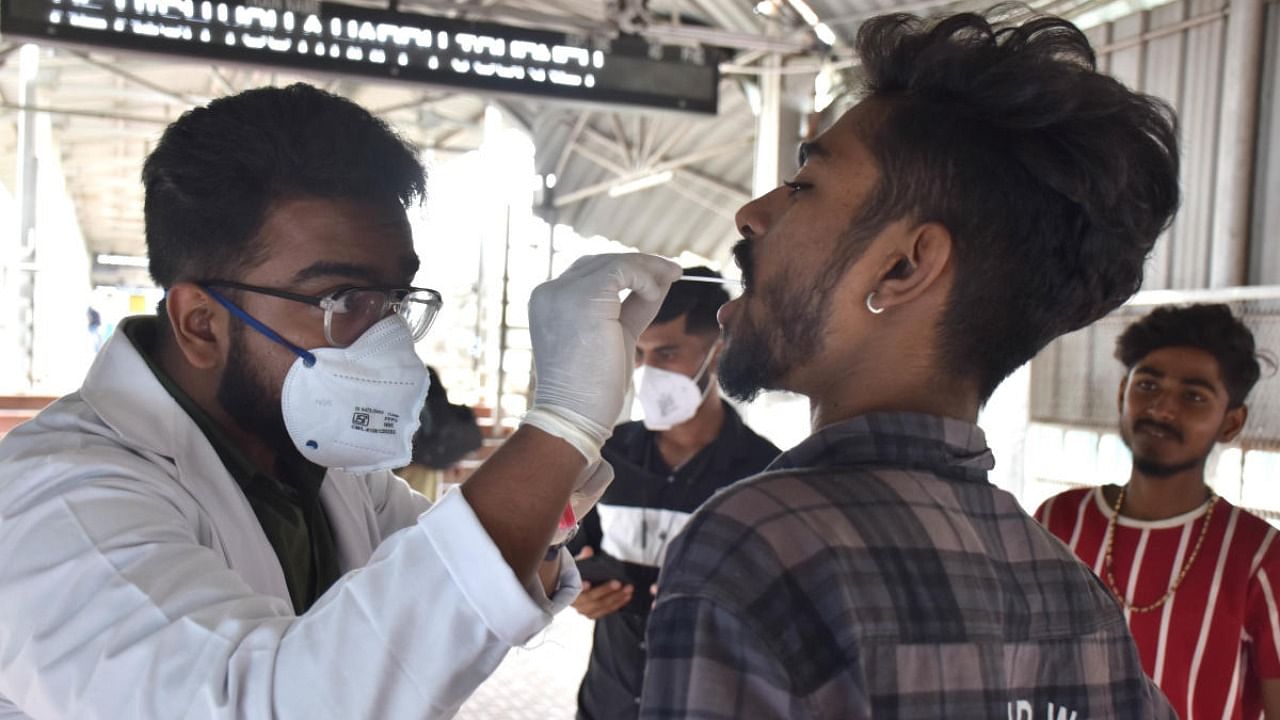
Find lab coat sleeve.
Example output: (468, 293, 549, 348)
(371, 469, 581, 615)
(0, 450, 573, 720)
(370, 468, 435, 536)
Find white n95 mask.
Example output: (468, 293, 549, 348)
(280, 315, 430, 473)
(634, 346, 716, 431)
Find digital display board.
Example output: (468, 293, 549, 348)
(0, 0, 721, 114)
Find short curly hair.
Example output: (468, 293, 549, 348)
(1116, 304, 1262, 407)
(143, 83, 425, 289)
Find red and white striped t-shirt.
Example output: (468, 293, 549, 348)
(1037, 487, 1280, 720)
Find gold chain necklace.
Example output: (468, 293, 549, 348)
(1102, 485, 1219, 614)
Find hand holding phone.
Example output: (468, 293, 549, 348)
(572, 547, 633, 619)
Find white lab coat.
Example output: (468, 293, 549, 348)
(0, 323, 580, 719)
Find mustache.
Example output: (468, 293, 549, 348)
(1134, 419, 1183, 442)
(731, 237, 754, 289)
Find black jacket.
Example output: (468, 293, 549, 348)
(570, 403, 780, 720)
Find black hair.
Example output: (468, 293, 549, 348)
(653, 266, 728, 335)
(1116, 304, 1263, 408)
(142, 83, 425, 289)
(850, 7, 1180, 400)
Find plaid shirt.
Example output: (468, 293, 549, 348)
(640, 412, 1174, 719)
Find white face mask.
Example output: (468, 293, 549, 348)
(634, 344, 717, 431)
(280, 315, 430, 473)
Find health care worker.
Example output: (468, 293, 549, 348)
(0, 83, 681, 719)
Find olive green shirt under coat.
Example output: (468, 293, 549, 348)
(123, 317, 341, 613)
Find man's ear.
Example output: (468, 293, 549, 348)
(1220, 404, 1248, 443)
(870, 221, 952, 311)
(164, 283, 229, 370)
(1117, 376, 1128, 415)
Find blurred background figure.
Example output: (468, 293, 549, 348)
(87, 307, 109, 354)
(1037, 304, 1280, 719)
(399, 366, 484, 499)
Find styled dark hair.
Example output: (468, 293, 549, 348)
(142, 83, 425, 288)
(1116, 304, 1262, 407)
(654, 266, 728, 335)
(850, 7, 1180, 400)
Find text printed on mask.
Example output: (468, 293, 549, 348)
(350, 407, 400, 435)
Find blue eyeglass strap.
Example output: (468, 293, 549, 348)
(202, 287, 318, 368)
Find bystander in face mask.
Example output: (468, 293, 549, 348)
(634, 344, 718, 431)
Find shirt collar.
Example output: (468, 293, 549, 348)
(766, 411, 994, 484)
(120, 317, 325, 492)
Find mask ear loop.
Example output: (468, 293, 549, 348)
(203, 286, 318, 368)
(691, 338, 720, 384)
(691, 338, 722, 400)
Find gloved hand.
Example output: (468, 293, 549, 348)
(552, 459, 614, 545)
(523, 253, 681, 461)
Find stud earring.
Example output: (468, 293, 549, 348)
(866, 292, 885, 315)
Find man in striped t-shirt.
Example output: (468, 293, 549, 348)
(1037, 304, 1280, 719)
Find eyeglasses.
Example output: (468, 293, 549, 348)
(202, 280, 443, 348)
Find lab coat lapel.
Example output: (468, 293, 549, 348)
(79, 324, 293, 601)
(318, 469, 380, 572)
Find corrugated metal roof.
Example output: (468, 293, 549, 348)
(0, 0, 1137, 275)
(529, 80, 754, 261)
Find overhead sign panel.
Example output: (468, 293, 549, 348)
(0, 0, 721, 114)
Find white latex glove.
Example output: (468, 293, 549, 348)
(552, 459, 614, 545)
(523, 253, 681, 462)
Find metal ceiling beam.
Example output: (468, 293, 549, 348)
(579, 126, 635, 169)
(608, 113, 635, 168)
(640, 23, 814, 53)
(569, 139, 629, 176)
(635, 115, 652, 167)
(567, 117, 752, 204)
(33, 84, 187, 104)
(554, 136, 753, 207)
(68, 50, 206, 107)
(210, 67, 238, 95)
(721, 56, 857, 75)
(372, 92, 449, 115)
(642, 121, 695, 167)
(683, 0, 767, 37)
(0, 101, 169, 124)
(823, 0, 960, 26)
(430, 109, 485, 146)
(57, 129, 158, 142)
(668, 177, 736, 219)
(673, 167, 750, 202)
(731, 49, 770, 67)
(553, 112, 591, 181)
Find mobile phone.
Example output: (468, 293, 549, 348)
(575, 553, 629, 585)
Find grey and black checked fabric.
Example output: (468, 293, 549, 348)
(639, 412, 1174, 719)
